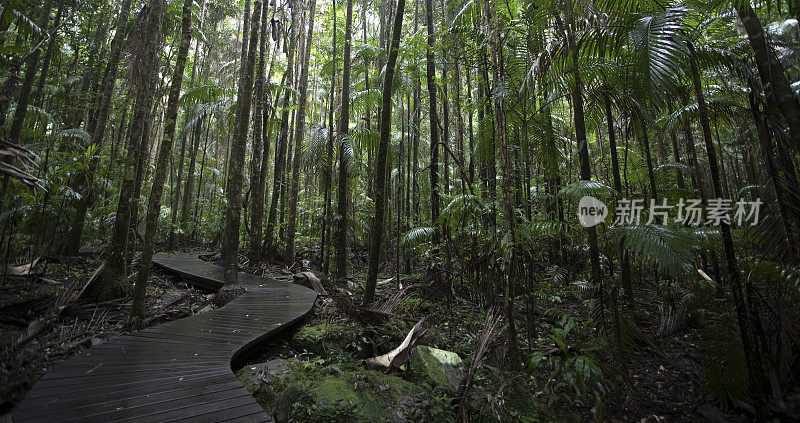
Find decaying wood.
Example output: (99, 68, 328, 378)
(14, 277, 82, 350)
(75, 261, 105, 303)
(293, 271, 327, 296)
(7, 257, 40, 275)
(456, 309, 502, 422)
(363, 318, 427, 373)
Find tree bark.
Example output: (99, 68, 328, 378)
(87, 0, 164, 302)
(8, 0, 53, 145)
(425, 0, 440, 252)
(264, 1, 299, 262)
(334, 0, 355, 282)
(64, 0, 132, 255)
(223, 0, 263, 283)
(689, 42, 766, 407)
(131, 0, 193, 326)
(735, 1, 800, 148)
(321, 0, 337, 274)
(285, 0, 317, 267)
(486, 0, 521, 370)
(364, 0, 406, 305)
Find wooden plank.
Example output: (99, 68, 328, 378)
(14, 252, 317, 422)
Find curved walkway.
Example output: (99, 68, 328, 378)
(14, 253, 317, 422)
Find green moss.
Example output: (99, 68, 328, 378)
(409, 346, 463, 391)
(238, 358, 423, 423)
(293, 322, 370, 359)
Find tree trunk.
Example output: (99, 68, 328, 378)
(735, 1, 800, 148)
(87, 0, 164, 302)
(64, 0, 133, 255)
(247, 0, 271, 266)
(131, 0, 193, 326)
(363, 0, 406, 305)
(334, 0, 355, 282)
(566, 9, 603, 324)
(689, 42, 766, 407)
(321, 0, 337, 274)
(8, 0, 53, 145)
(285, 0, 317, 268)
(603, 92, 632, 299)
(425, 0, 440, 252)
(641, 121, 657, 200)
(264, 2, 299, 262)
(485, 0, 521, 370)
(32, 4, 64, 109)
(223, 0, 263, 284)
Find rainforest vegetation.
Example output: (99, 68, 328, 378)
(1, 0, 799, 420)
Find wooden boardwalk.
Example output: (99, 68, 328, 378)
(14, 253, 318, 422)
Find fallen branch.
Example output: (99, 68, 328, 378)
(13, 276, 84, 351)
(456, 309, 502, 422)
(363, 318, 427, 373)
(293, 271, 328, 296)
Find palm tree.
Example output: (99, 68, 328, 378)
(285, 0, 318, 268)
(86, 0, 165, 301)
(335, 0, 355, 282)
(132, 0, 194, 327)
(364, 0, 407, 305)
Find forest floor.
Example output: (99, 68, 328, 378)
(0, 248, 776, 422)
(0, 250, 218, 417)
(234, 248, 762, 422)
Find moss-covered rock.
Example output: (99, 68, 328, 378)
(236, 358, 290, 392)
(238, 358, 425, 423)
(293, 322, 370, 359)
(409, 346, 463, 392)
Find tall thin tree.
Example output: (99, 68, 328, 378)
(363, 0, 406, 304)
(132, 0, 194, 327)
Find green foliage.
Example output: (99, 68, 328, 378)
(698, 307, 749, 409)
(526, 314, 614, 420)
(608, 224, 697, 278)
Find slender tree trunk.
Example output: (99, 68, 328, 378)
(87, 0, 164, 301)
(466, 69, 475, 186)
(364, 0, 406, 305)
(321, 0, 337, 274)
(334, 0, 355, 282)
(32, 4, 63, 109)
(285, 0, 317, 267)
(486, 0, 521, 369)
(689, 43, 766, 406)
(748, 79, 799, 259)
(248, 0, 271, 265)
(735, 1, 800, 148)
(131, 0, 193, 326)
(65, 0, 133, 255)
(8, 0, 53, 145)
(425, 0, 440, 252)
(223, 0, 262, 283)
(604, 92, 632, 299)
(566, 9, 603, 324)
(263, 16, 299, 261)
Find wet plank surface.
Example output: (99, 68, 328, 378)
(14, 253, 317, 422)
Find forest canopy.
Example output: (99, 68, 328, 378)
(1, 0, 799, 420)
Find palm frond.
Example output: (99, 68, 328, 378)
(608, 224, 696, 278)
